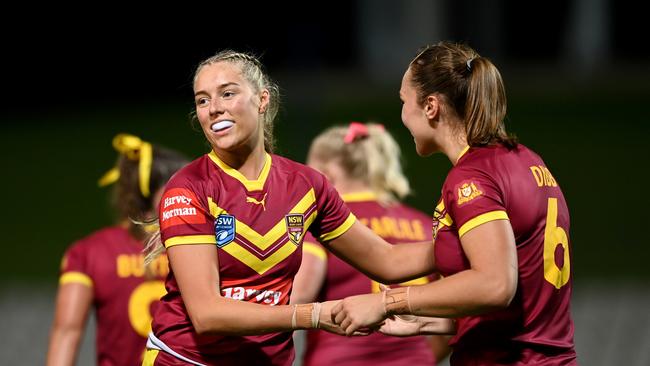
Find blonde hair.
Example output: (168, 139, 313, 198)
(193, 50, 280, 152)
(144, 229, 163, 265)
(409, 41, 517, 148)
(308, 123, 411, 205)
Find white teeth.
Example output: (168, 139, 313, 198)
(211, 120, 234, 132)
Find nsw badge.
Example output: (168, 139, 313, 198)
(285, 213, 304, 245)
(214, 214, 236, 248)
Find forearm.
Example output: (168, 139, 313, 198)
(46, 327, 83, 366)
(417, 317, 456, 335)
(378, 242, 436, 283)
(409, 269, 515, 318)
(190, 298, 295, 336)
(328, 223, 435, 283)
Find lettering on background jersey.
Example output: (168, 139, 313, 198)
(221, 287, 282, 305)
(160, 188, 206, 229)
(530, 165, 558, 187)
(116, 254, 169, 278)
(358, 217, 426, 240)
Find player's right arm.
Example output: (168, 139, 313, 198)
(160, 179, 350, 336)
(169, 243, 297, 335)
(46, 267, 93, 366)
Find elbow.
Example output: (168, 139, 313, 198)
(188, 305, 222, 336)
(483, 274, 517, 309)
(189, 313, 212, 336)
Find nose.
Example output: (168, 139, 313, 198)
(209, 98, 224, 116)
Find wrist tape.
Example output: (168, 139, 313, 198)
(383, 287, 412, 315)
(292, 303, 322, 329)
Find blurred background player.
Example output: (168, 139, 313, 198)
(46, 134, 188, 366)
(292, 122, 451, 365)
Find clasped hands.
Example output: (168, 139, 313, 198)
(316, 289, 455, 337)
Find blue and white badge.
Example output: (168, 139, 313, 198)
(214, 214, 236, 247)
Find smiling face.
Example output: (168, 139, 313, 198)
(193, 61, 269, 154)
(400, 68, 437, 156)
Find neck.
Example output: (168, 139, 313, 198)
(436, 118, 468, 166)
(333, 178, 371, 195)
(213, 143, 267, 180)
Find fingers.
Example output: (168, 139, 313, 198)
(330, 303, 359, 335)
(331, 301, 342, 322)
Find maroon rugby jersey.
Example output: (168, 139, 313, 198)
(433, 144, 576, 365)
(303, 192, 436, 366)
(60, 226, 168, 366)
(153, 152, 355, 366)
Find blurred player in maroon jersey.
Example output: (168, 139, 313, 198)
(331, 41, 577, 365)
(292, 122, 451, 365)
(46, 134, 188, 366)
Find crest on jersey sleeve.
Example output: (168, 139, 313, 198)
(214, 214, 236, 248)
(285, 214, 305, 245)
(457, 182, 483, 205)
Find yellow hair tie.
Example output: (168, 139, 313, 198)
(98, 133, 153, 198)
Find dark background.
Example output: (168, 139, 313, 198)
(2, 1, 649, 285)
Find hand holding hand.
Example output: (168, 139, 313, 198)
(317, 300, 372, 336)
(331, 292, 386, 336)
(380, 315, 457, 337)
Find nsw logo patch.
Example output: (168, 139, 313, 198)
(285, 214, 304, 245)
(214, 214, 236, 248)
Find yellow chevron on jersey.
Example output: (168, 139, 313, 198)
(432, 199, 453, 240)
(208, 188, 316, 250)
(207, 189, 318, 274)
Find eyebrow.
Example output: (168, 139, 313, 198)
(194, 82, 240, 96)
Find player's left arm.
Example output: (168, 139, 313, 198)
(46, 282, 93, 366)
(332, 219, 518, 335)
(291, 241, 327, 304)
(327, 221, 435, 284)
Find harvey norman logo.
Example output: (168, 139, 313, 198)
(162, 195, 197, 220)
(160, 188, 206, 229)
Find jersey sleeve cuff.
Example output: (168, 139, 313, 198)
(319, 213, 356, 242)
(458, 210, 509, 237)
(164, 235, 216, 248)
(60, 271, 93, 288)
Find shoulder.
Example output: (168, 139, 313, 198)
(447, 145, 515, 181)
(166, 155, 210, 188)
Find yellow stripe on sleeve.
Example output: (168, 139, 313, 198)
(303, 242, 327, 261)
(60, 272, 93, 288)
(164, 235, 216, 248)
(458, 210, 509, 237)
(320, 213, 356, 242)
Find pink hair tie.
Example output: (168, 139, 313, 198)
(344, 122, 370, 144)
